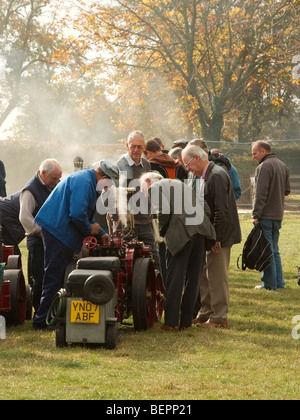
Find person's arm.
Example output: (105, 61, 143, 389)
(252, 165, 270, 221)
(211, 172, 229, 243)
(69, 177, 101, 236)
(19, 190, 42, 236)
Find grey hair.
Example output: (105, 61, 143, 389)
(182, 145, 208, 161)
(188, 138, 208, 153)
(139, 171, 163, 194)
(127, 130, 145, 143)
(168, 147, 183, 159)
(39, 159, 62, 174)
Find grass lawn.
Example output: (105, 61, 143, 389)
(0, 213, 299, 400)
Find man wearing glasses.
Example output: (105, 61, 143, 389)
(115, 131, 160, 270)
(182, 145, 241, 328)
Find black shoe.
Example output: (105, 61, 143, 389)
(32, 322, 55, 331)
(32, 322, 47, 330)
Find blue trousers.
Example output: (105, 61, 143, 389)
(27, 240, 44, 312)
(33, 228, 74, 326)
(259, 219, 284, 290)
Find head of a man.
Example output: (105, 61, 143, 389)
(144, 139, 162, 160)
(252, 141, 271, 164)
(188, 138, 209, 154)
(39, 159, 62, 190)
(182, 146, 209, 177)
(95, 160, 119, 187)
(140, 171, 163, 195)
(126, 131, 146, 164)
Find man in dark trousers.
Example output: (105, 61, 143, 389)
(143, 138, 187, 282)
(140, 171, 216, 331)
(19, 159, 62, 313)
(251, 140, 290, 290)
(32, 161, 117, 330)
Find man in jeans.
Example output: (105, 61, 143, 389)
(252, 141, 290, 290)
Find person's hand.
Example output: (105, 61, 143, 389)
(90, 223, 101, 236)
(211, 241, 221, 254)
(100, 233, 111, 246)
(253, 219, 259, 227)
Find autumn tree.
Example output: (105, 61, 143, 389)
(0, 0, 59, 128)
(71, 0, 300, 143)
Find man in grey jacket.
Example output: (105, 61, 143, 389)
(252, 140, 290, 290)
(140, 172, 216, 331)
(115, 131, 160, 271)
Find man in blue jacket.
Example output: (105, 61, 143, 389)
(32, 161, 119, 330)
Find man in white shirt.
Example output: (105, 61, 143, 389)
(19, 159, 62, 313)
(115, 131, 160, 271)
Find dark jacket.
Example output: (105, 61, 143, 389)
(148, 153, 187, 181)
(252, 153, 290, 221)
(203, 162, 241, 247)
(0, 191, 25, 244)
(22, 173, 53, 248)
(0, 160, 6, 197)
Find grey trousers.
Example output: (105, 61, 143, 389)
(164, 234, 206, 328)
(198, 246, 231, 323)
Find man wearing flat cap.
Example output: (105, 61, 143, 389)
(32, 161, 118, 330)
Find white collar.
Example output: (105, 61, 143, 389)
(125, 153, 144, 167)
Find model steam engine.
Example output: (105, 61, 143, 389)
(48, 213, 164, 349)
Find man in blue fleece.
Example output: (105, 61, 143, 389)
(32, 160, 119, 330)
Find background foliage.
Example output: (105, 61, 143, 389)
(0, 0, 299, 145)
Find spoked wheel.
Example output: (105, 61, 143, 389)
(155, 270, 164, 321)
(132, 257, 156, 331)
(3, 269, 27, 325)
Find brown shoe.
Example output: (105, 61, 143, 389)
(192, 317, 209, 325)
(197, 320, 229, 329)
(179, 326, 190, 331)
(161, 324, 176, 332)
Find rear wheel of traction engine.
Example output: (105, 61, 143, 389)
(3, 269, 27, 325)
(155, 270, 164, 321)
(132, 257, 156, 331)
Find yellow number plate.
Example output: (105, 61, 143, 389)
(70, 300, 100, 324)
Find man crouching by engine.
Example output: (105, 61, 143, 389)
(32, 161, 119, 330)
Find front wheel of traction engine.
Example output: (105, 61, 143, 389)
(106, 321, 118, 349)
(56, 322, 67, 348)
